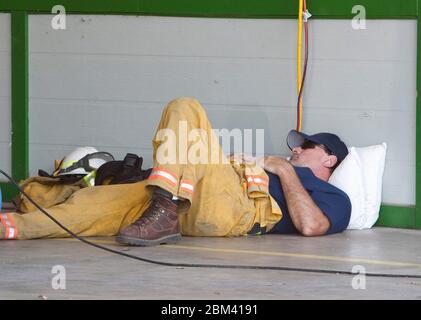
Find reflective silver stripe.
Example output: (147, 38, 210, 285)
(180, 182, 194, 193)
(246, 176, 268, 186)
(1, 213, 12, 227)
(8, 227, 15, 239)
(1, 213, 17, 239)
(150, 169, 178, 185)
(251, 177, 268, 185)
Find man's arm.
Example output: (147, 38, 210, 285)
(264, 156, 330, 236)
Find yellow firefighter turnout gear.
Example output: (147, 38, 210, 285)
(0, 98, 282, 240)
(13, 176, 88, 214)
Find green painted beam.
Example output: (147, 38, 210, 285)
(306, 0, 417, 19)
(141, 0, 418, 19)
(140, 0, 290, 18)
(0, 0, 141, 14)
(0, 0, 417, 18)
(376, 205, 416, 229)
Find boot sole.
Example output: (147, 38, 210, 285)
(115, 234, 182, 247)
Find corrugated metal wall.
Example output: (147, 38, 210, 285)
(0, 13, 11, 182)
(27, 15, 416, 205)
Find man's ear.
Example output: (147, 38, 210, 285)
(323, 155, 338, 169)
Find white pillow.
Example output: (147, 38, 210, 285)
(328, 143, 387, 229)
(328, 148, 365, 229)
(354, 143, 387, 227)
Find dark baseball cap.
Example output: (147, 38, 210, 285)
(287, 129, 349, 162)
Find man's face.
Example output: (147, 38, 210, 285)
(289, 140, 335, 170)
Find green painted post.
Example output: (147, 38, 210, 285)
(0, 12, 28, 202)
(10, 11, 28, 195)
(416, 0, 421, 229)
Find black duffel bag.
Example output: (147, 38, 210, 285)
(95, 153, 152, 185)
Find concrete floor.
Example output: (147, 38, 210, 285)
(1, 227, 421, 300)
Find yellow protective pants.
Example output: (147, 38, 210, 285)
(0, 98, 282, 240)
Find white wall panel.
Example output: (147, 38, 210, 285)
(29, 15, 416, 205)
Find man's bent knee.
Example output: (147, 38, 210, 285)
(165, 97, 206, 116)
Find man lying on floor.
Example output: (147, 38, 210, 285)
(0, 98, 351, 245)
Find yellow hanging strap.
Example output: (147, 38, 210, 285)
(296, 0, 303, 132)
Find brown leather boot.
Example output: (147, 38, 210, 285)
(116, 193, 180, 246)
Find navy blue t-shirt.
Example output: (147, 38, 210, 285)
(268, 166, 351, 235)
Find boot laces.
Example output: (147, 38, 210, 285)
(134, 198, 169, 227)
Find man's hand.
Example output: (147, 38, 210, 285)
(267, 156, 330, 236)
(263, 156, 292, 176)
(235, 155, 329, 236)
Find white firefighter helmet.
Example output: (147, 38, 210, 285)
(53, 146, 115, 186)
